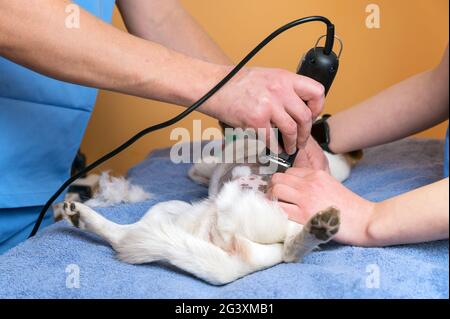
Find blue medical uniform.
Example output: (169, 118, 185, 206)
(0, 0, 116, 254)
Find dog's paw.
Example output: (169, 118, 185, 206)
(62, 201, 85, 229)
(282, 207, 340, 263)
(305, 207, 340, 242)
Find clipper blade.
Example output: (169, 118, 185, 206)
(259, 153, 293, 173)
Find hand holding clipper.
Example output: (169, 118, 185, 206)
(267, 35, 342, 170)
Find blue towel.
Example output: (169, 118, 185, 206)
(0, 138, 448, 298)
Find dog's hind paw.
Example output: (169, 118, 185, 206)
(305, 207, 340, 242)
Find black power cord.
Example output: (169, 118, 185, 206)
(29, 16, 335, 238)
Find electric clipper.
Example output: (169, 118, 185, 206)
(264, 35, 343, 172)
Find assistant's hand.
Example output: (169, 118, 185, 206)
(267, 167, 376, 246)
(202, 67, 325, 154)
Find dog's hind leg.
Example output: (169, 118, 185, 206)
(114, 221, 260, 285)
(234, 235, 284, 270)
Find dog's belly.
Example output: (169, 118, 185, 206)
(235, 175, 269, 193)
(217, 163, 271, 194)
(174, 202, 217, 240)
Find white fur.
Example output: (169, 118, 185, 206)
(84, 172, 152, 207)
(231, 166, 252, 178)
(325, 152, 352, 182)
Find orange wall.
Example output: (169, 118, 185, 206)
(81, 0, 449, 174)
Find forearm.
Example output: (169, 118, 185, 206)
(0, 0, 329, 150)
(117, 0, 231, 65)
(0, 0, 226, 107)
(328, 48, 449, 154)
(366, 178, 449, 246)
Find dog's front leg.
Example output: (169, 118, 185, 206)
(62, 201, 134, 247)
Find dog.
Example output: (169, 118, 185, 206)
(61, 134, 359, 285)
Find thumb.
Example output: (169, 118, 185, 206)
(278, 202, 310, 224)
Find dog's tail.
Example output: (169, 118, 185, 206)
(114, 219, 252, 285)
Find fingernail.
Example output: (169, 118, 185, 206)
(288, 147, 297, 155)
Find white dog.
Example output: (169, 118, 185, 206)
(61, 137, 356, 285)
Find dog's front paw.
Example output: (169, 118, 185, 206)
(62, 201, 85, 229)
(305, 207, 340, 242)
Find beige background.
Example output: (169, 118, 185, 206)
(81, 0, 449, 175)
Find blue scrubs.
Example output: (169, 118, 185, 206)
(0, 0, 116, 254)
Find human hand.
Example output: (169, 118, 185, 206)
(267, 167, 377, 246)
(202, 67, 325, 154)
(293, 137, 330, 173)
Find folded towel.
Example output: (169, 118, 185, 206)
(0, 138, 447, 298)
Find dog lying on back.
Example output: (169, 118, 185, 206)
(61, 136, 358, 285)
